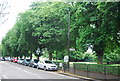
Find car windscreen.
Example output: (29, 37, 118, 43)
(45, 61, 53, 64)
(34, 60, 39, 63)
(26, 59, 30, 61)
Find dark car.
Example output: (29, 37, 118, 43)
(29, 59, 39, 68)
(22, 59, 31, 66)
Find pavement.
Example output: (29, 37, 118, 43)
(58, 71, 102, 81)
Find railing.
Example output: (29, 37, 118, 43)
(55, 62, 120, 80)
(73, 63, 120, 80)
(73, 63, 120, 76)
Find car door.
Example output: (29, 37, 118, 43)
(38, 61, 42, 69)
(41, 61, 45, 69)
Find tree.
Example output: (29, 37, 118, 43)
(32, 2, 69, 60)
(72, 2, 120, 64)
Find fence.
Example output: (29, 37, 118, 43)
(56, 62, 120, 80)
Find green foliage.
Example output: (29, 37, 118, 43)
(72, 2, 120, 64)
(104, 48, 120, 63)
(32, 2, 69, 52)
(1, 2, 119, 63)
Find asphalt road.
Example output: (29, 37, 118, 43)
(0, 61, 88, 81)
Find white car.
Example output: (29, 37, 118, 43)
(17, 58, 24, 64)
(37, 60, 58, 71)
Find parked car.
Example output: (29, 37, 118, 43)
(0, 57, 5, 61)
(29, 59, 39, 68)
(13, 58, 18, 63)
(17, 58, 24, 64)
(4, 57, 9, 61)
(11, 58, 14, 62)
(22, 59, 31, 66)
(37, 60, 58, 71)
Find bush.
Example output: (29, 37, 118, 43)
(104, 48, 120, 63)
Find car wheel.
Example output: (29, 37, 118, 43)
(44, 66, 47, 71)
(32, 65, 34, 68)
(37, 66, 39, 69)
(28, 64, 31, 67)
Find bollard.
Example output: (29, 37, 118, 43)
(118, 66, 120, 80)
(73, 63, 75, 75)
(104, 66, 106, 80)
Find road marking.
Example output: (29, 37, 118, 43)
(2, 75, 8, 79)
(23, 70, 33, 75)
(15, 67, 22, 70)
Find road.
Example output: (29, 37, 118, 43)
(0, 61, 88, 81)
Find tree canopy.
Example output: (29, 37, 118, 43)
(1, 2, 120, 64)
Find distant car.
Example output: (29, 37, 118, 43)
(11, 58, 14, 62)
(17, 58, 24, 64)
(22, 59, 31, 66)
(13, 58, 18, 63)
(29, 59, 39, 68)
(37, 60, 58, 71)
(0, 57, 5, 61)
(7, 58, 12, 62)
(4, 57, 8, 61)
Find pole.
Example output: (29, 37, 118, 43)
(67, 7, 70, 71)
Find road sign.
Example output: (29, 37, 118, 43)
(36, 47, 40, 54)
(69, 48, 75, 51)
(64, 55, 69, 62)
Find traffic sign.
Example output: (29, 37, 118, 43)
(64, 55, 69, 62)
(36, 47, 40, 54)
(69, 48, 75, 51)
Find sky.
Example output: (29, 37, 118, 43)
(0, 0, 36, 44)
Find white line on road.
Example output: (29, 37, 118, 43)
(23, 70, 33, 75)
(15, 67, 22, 70)
(3, 75, 8, 79)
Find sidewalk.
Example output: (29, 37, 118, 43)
(58, 71, 102, 81)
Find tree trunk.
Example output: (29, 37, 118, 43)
(94, 43, 104, 64)
(20, 55, 22, 58)
(49, 52, 52, 61)
(97, 53, 103, 64)
(95, 48, 104, 64)
(30, 53, 32, 60)
(37, 56, 39, 61)
(17, 56, 18, 60)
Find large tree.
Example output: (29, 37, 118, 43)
(32, 2, 69, 60)
(72, 2, 120, 64)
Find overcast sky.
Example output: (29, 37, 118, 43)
(0, 0, 36, 44)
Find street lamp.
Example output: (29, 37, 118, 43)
(67, 7, 70, 71)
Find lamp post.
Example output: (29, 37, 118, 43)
(67, 7, 70, 71)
